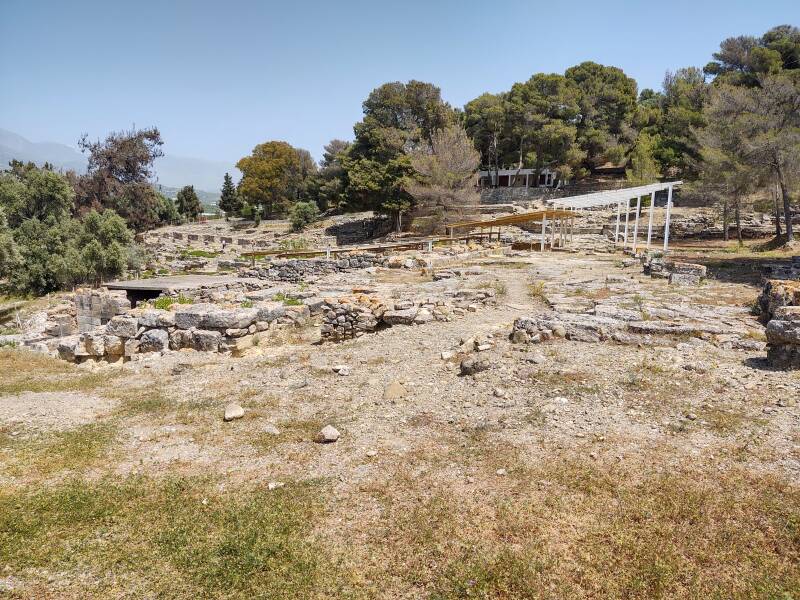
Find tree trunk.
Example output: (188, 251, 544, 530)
(774, 183, 782, 237)
(776, 162, 793, 240)
(722, 198, 729, 242)
(492, 133, 499, 188)
(734, 196, 742, 245)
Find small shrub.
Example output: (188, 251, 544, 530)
(289, 201, 320, 232)
(278, 238, 310, 251)
(152, 295, 192, 310)
(529, 280, 547, 302)
(241, 300, 253, 308)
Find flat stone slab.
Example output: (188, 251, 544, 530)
(106, 275, 257, 293)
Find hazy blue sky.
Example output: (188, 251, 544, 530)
(1, 0, 797, 163)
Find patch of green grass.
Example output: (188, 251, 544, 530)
(180, 249, 219, 259)
(272, 292, 303, 306)
(152, 294, 193, 310)
(0, 476, 336, 597)
(240, 300, 254, 308)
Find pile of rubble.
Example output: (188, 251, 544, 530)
(56, 301, 310, 362)
(321, 289, 497, 341)
(643, 255, 707, 286)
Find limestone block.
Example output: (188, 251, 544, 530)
(669, 273, 702, 286)
(665, 261, 707, 277)
(103, 335, 124, 355)
(382, 308, 418, 325)
(140, 329, 169, 353)
(174, 303, 216, 329)
(57, 335, 86, 361)
(192, 329, 221, 352)
(124, 338, 140, 356)
(106, 315, 138, 338)
(169, 329, 193, 351)
(83, 331, 106, 356)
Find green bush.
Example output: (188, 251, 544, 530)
(289, 201, 319, 231)
(152, 295, 192, 310)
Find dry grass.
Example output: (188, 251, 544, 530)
(0, 423, 117, 478)
(339, 460, 800, 599)
(0, 349, 120, 396)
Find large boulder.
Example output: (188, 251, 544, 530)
(169, 329, 193, 351)
(57, 335, 87, 361)
(82, 331, 106, 356)
(103, 335, 124, 356)
(758, 279, 800, 323)
(256, 302, 286, 323)
(382, 307, 418, 325)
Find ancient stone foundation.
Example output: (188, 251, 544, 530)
(642, 255, 707, 286)
(57, 302, 310, 362)
(320, 289, 497, 341)
(240, 254, 425, 283)
(766, 306, 800, 370)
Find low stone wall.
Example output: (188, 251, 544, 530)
(762, 256, 800, 282)
(57, 301, 310, 362)
(766, 306, 800, 369)
(324, 216, 392, 245)
(642, 255, 707, 286)
(320, 289, 497, 341)
(240, 254, 425, 283)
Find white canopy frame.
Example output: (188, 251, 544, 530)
(551, 181, 682, 253)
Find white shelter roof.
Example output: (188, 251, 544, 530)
(552, 181, 682, 209)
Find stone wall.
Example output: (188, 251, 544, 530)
(74, 289, 131, 333)
(240, 254, 425, 283)
(320, 289, 497, 341)
(57, 301, 310, 362)
(324, 216, 392, 245)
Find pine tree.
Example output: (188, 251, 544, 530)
(218, 172, 241, 218)
(176, 185, 202, 221)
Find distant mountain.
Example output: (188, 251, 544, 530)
(0, 128, 234, 197)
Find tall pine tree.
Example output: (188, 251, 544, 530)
(218, 172, 241, 218)
(176, 185, 202, 221)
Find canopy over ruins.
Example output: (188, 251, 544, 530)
(447, 181, 683, 253)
